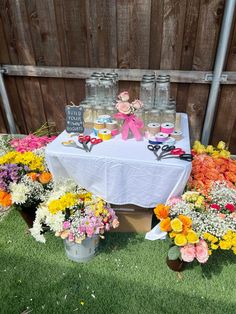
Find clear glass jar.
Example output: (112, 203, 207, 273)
(142, 109, 150, 126)
(100, 78, 114, 106)
(105, 106, 117, 119)
(93, 105, 106, 122)
(81, 103, 93, 128)
(140, 80, 155, 109)
(155, 75, 170, 110)
(85, 78, 99, 105)
(105, 73, 118, 100)
(149, 109, 162, 124)
(162, 109, 176, 125)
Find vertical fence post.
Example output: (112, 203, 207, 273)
(201, 0, 236, 145)
(0, 69, 17, 134)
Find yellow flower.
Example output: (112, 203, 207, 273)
(219, 240, 231, 250)
(174, 234, 187, 246)
(0, 151, 45, 171)
(211, 243, 219, 250)
(232, 247, 236, 255)
(186, 230, 199, 244)
(206, 145, 214, 154)
(48, 200, 61, 214)
(171, 218, 183, 232)
(211, 151, 220, 158)
(203, 232, 211, 240)
(169, 231, 177, 238)
(219, 150, 230, 158)
(217, 141, 226, 150)
(208, 250, 212, 256)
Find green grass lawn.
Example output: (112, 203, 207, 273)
(0, 210, 236, 314)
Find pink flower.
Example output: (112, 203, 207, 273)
(63, 221, 71, 229)
(225, 203, 235, 213)
(132, 99, 143, 110)
(86, 226, 95, 237)
(167, 197, 182, 206)
(210, 204, 220, 211)
(116, 101, 131, 114)
(105, 223, 110, 231)
(112, 218, 119, 229)
(68, 232, 75, 242)
(180, 244, 195, 262)
(118, 91, 129, 102)
(231, 212, 236, 219)
(218, 213, 226, 219)
(195, 240, 209, 263)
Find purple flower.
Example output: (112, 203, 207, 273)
(0, 163, 27, 192)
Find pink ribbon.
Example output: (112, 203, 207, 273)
(114, 113, 144, 141)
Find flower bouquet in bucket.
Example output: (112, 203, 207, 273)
(30, 179, 119, 262)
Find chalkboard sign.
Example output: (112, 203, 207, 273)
(65, 105, 84, 133)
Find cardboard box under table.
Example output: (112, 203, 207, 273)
(110, 204, 153, 232)
(45, 113, 192, 232)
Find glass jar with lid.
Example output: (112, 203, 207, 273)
(85, 77, 99, 105)
(155, 75, 170, 110)
(100, 78, 114, 106)
(139, 79, 155, 110)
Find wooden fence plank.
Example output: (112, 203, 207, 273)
(85, 0, 117, 68)
(117, 0, 151, 69)
(176, 0, 200, 112)
(187, 0, 224, 142)
(160, 0, 187, 99)
(54, 0, 88, 105)
(149, 0, 163, 69)
(26, 0, 67, 130)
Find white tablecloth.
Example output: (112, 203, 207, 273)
(45, 113, 191, 208)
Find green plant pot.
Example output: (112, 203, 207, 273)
(166, 257, 184, 272)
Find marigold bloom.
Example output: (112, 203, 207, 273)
(160, 217, 172, 232)
(154, 204, 169, 220)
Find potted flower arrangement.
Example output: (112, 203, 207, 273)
(155, 180, 236, 269)
(153, 141, 236, 271)
(30, 179, 119, 262)
(114, 91, 144, 140)
(0, 133, 55, 227)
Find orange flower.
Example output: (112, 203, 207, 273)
(178, 215, 192, 229)
(38, 172, 52, 184)
(0, 191, 12, 207)
(154, 204, 169, 220)
(160, 217, 172, 232)
(27, 172, 38, 181)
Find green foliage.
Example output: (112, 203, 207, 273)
(168, 245, 181, 260)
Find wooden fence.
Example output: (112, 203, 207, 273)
(0, 0, 236, 152)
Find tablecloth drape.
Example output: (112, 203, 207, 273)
(45, 113, 191, 208)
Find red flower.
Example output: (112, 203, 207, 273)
(210, 204, 220, 211)
(225, 203, 235, 213)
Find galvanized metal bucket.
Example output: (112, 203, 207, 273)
(64, 236, 99, 263)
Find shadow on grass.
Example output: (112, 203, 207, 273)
(99, 232, 144, 254)
(183, 250, 236, 278)
(0, 250, 236, 314)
